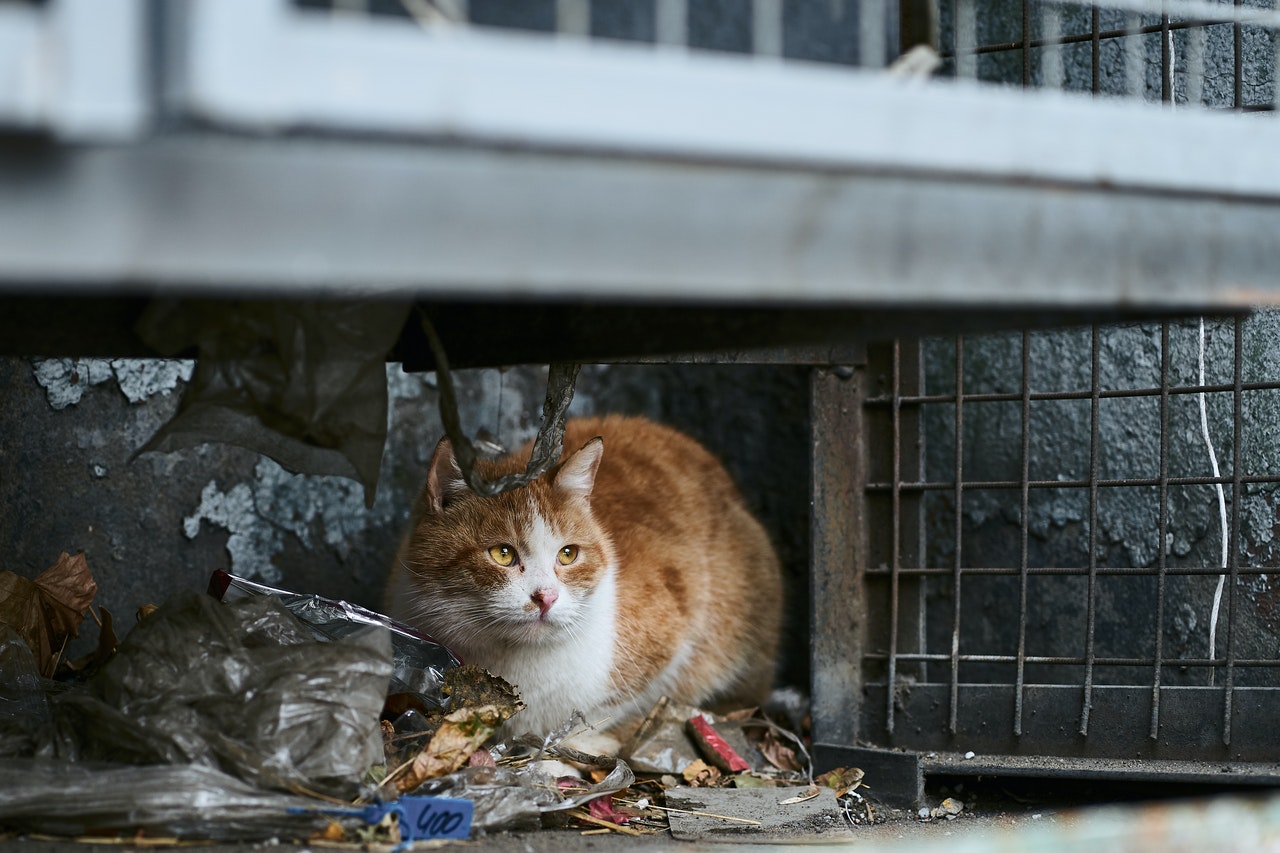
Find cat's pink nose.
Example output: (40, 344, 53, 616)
(531, 587, 558, 617)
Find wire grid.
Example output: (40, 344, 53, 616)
(939, 0, 1280, 109)
(862, 316, 1280, 753)
(292, 0, 895, 67)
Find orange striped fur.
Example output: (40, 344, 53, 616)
(385, 415, 783, 746)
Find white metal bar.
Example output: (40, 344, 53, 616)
(557, 0, 590, 37)
(1274, 13, 1280, 109)
(1126, 13, 1145, 99)
(0, 3, 46, 129)
(1060, 0, 1280, 28)
(0, 0, 149, 140)
(1042, 4, 1064, 90)
(1188, 21, 1205, 106)
(4, 136, 1280, 308)
(183, 0, 1280, 200)
(655, 0, 687, 47)
(955, 0, 977, 78)
(859, 0, 887, 67)
(753, 0, 783, 58)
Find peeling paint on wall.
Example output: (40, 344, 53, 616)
(182, 457, 400, 583)
(32, 358, 193, 410)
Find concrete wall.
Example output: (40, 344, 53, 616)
(918, 313, 1280, 687)
(0, 356, 812, 685)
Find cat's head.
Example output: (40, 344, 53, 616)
(399, 436, 615, 649)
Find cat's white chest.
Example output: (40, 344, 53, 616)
(471, 571, 618, 736)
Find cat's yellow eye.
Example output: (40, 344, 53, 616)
(488, 544, 517, 567)
(558, 545, 579, 566)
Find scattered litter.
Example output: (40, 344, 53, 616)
(210, 569, 459, 709)
(688, 713, 750, 773)
(816, 766, 865, 798)
(778, 785, 821, 805)
(931, 798, 966, 819)
(964, 751, 976, 760)
(296, 794, 474, 847)
(666, 785, 854, 842)
(682, 758, 724, 787)
(1, 564, 856, 844)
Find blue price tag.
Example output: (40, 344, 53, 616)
(394, 795, 473, 842)
(292, 795, 473, 847)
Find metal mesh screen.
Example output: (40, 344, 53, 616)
(937, 0, 1280, 109)
(861, 317, 1280, 761)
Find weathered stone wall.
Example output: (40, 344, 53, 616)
(0, 357, 812, 685)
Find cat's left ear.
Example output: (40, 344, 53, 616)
(554, 437, 603, 499)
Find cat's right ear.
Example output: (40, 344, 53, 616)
(554, 436, 603, 499)
(425, 437, 469, 514)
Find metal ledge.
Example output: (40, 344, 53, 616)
(3, 131, 1279, 311)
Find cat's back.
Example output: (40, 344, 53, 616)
(563, 415, 783, 712)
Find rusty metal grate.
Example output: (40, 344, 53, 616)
(936, 0, 1280, 110)
(850, 316, 1280, 779)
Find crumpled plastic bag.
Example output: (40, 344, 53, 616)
(210, 569, 458, 707)
(414, 758, 635, 833)
(0, 759, 335, 840)
(0, 625, 53, 757)
(3, 591, 392, 800)
(135, 300, 410, 506)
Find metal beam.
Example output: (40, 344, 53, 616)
(3, 133, 1280, 309)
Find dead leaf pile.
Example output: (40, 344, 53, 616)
(0, 552, 97, 676)
(381, 665, 525, 794)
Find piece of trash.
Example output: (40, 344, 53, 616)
(665, 785, 853, 841)
(413, 756, 635, 833)
(682, 758, 723, 787)
(209, 570, 459, 709)
(964, 751, 976, 760)
(389, 704, 513, 793)
(687, 713, 750, 773)
(918, 807, 932, 819)
(622, 697, 701, 775)
(755, 726, 805, 773)
(0, 760, 337, 840)
(0, 551, 97, 677)
(3, 590, 392, 800)
(886, 43, 943, 79)
(815, 766, 865, 798)
(931, 798, 965, 819)
(294, 795, 473, 847)
(778, 785, 821, 805)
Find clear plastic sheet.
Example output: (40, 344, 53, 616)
(0, 625, 52, 756)
(135, 300, 411, 506)
(209, 570, 459, 707)
(0, 759, 335, 840)
(2, 592, 392, 796)
(413, 757, 635, 833)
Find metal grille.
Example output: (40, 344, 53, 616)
(859, 316, 1280, 763)
(291, 0, 897, 66)
(937, 0, 1280, 109)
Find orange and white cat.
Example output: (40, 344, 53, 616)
(385, 415, 782, 754)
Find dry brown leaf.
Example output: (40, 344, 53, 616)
(758, 730, 804, 773)
(680, 758, 722, 788)
(815, 766, 865, 798)
(394, 705, 506, 792)
(0, 552, 96, 677)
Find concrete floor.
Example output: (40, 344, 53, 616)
(8, 789, 1280, 853)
